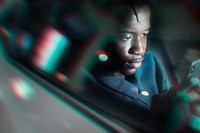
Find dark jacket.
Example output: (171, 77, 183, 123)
(83, 52, 168, 112)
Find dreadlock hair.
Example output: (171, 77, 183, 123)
(97, 0, 152, 23)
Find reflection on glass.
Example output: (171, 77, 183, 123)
(9, 78, 36, 101)
(31, 27, 69, 74)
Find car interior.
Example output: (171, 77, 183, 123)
(0, 0, 200, 132)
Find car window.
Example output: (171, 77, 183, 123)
(1, 0, 200, 132)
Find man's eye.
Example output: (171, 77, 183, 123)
(141, 33, 148, 38)
(118, 36, 132, 42)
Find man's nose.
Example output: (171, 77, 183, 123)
(128, 37, 144, 55)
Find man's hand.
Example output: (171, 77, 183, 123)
(151, 77, 200, 132)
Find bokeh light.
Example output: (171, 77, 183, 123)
(32, 27, 68, 74)
(9, 78, 36, 101)
(17, 32, 33, 56)
(54, 71, 69, 83)
(190, 115, 200, 132)
(96, 50, 109, 62)
(61, 119, 73, 129)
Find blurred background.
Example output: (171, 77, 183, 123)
(0, 0, 200, 132)
(150, 0, 200, 83)
(1, 0, 200, 84)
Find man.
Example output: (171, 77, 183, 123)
(80, 0, 200, 131)
(82, 0, 168, 111)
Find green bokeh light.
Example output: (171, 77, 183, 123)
(98, 54, 108, 62)
(190, 78, 199, 85)
(190, 115, 200, 131)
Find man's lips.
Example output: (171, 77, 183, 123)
(126, 58, 144, 69)
(129, 58, 144, 63)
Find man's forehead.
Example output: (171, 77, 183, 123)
(125, 6, 150, 24)
(128, 5, 151, 22)
(130, 17, 151, 26)
(118, 10, 150, 33)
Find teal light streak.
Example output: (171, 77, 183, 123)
(22, 33, 33, 56)
(20, 79, 36, 101)
(62, 120, 73, 129)
(190, 115, 200, 131)
(45, 37, 68, 74)
(12, 78, 36, 101)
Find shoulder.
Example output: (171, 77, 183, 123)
(138, 52, 156, 72)
(136, 52, 157, 78)
(143, 52, 164, 70)
(144, 52, 156, 62)
(142, 52, 165, 76)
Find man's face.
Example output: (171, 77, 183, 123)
(116, 5, 151, 76)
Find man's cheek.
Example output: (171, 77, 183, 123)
(117, 47, 126, 57)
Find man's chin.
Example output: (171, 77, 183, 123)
(121, 68, 137, 76)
